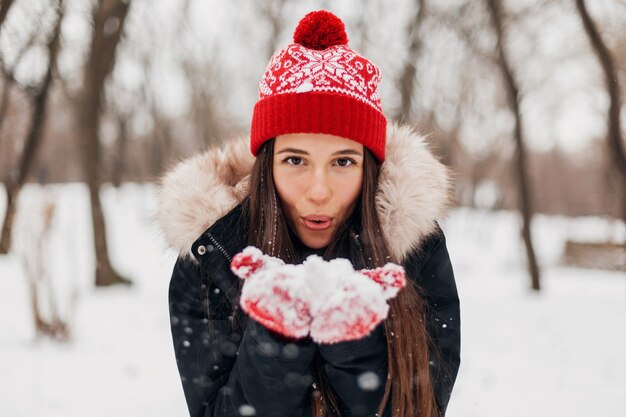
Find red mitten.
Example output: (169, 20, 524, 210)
(309, 274, 389, 344)
(360, 263, 407, 299)
(304, 256, 390, 344)
(231, 246, 284, 279)
(230, 247, 407, 344)
(231, 248, 311, 339)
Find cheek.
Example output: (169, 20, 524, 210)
(336, 170, 363, 211)
(273, 167, 300, 212)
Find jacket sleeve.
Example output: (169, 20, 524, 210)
(316, 322, 388, 417)
(169, 256, 318, 417)
(405, 228, 461, 416)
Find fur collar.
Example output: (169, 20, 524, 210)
(156, 122, 453, 261)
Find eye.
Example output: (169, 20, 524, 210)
(282, 156, 304, 166)
(334, 157, 357, 167)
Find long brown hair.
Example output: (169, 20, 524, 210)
(241, 139, 438, 417)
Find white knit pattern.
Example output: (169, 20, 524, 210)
(258, 44, 383, 111)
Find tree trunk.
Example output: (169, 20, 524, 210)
(0, 0, 15, 28)
(182, 60, 226, 148)
(256, 0, 287, 62)
(0, 10, 46, 126)
(574, 0, 626, 226)
(486, 0, 541, 291)
(396, 0, 427, 123)
(79, 0, 132, 286)
(111, 115, 127, 187)
(25, 198, 71, 342)
(0, 0, 64, 254)
(0, 186, 16, 253)
(0, 75, 14, 125)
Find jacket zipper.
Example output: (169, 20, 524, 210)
(206, 232, 232, 262)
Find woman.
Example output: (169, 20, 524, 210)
(157, 10, 460, 417)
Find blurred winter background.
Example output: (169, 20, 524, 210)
(0, 0, 625, 416)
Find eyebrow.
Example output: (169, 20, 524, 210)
(275, 147, 363, 156)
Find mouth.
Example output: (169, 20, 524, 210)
(302, 215, 333, 231)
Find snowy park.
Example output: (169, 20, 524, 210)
(0, 183, 624, 417)
(2, 0, 626, 416)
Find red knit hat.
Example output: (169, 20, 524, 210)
(250, 10, 387, 162)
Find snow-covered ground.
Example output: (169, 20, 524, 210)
(0, 183, 624, 417)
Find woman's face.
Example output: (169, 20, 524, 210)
(273, 133, 364, 249)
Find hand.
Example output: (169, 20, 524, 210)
(304, 256, 398, 344)
(360, 263, 407, 299)
(231, 246, 284, 279)
(309, 270, 389, 344)
(232, 248, 311, 339)
(230, 247, 407, 344)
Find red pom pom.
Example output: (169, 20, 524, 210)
(293, 10, 348, 50)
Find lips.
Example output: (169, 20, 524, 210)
(302, 215, 333, 231)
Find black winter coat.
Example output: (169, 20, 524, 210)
(159, 123, 461, 417)
(168, 205, 459, 417)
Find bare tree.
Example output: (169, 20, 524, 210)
(485, 0, 541, 290)
(111, 112, 128, 187)
(182, 59, 229, 148)
(78, 0, 132, 286)
(255, 0, 288, 62)
(169, 4, 231, 150)
(0, 0, 64, 254)
(0, 7, 49, 127)
(350, 0, 376, 55)
(139, 54, 173, 177)
(18, 191, 73, 341)
(0, 0, 22, 128)
(0, 0, 15, 28)
(574, 0, 626, 225)
(396, 0, 427, 123)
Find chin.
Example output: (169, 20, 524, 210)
(301, 237, 330, 249)
(299, 230, 332, 249)
(305, 240, 329, 249)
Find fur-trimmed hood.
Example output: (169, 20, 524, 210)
(156, 122, 453, 261)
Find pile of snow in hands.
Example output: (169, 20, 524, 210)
(230, 246, 407, 344)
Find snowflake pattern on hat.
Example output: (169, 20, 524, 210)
(258, 44, 383, 111)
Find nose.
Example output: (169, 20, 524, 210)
(306, 169, 331, 204)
